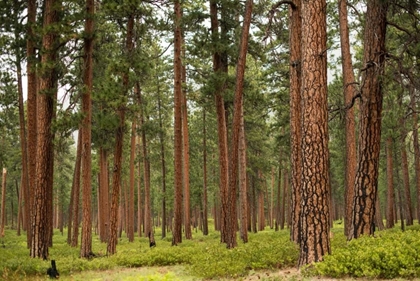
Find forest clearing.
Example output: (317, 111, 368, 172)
(3, 222, 420, 280)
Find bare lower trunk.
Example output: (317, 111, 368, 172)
(338, 0, 357, 237)
(349, 0, 388, 239)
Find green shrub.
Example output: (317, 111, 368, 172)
(312, 229, 420, 279)
(188, 230, 298, 279)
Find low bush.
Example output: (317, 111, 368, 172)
(310, 226, 420, 279)
(0, 228, 298, 280)
(4, 224, 420, 280)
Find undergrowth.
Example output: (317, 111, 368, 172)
(0, 227, 298, 280)
(309, 224, 420, 279)
(3, 223, 420, 280)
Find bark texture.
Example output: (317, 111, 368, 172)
(173, 0, 183, 245)
(289, 0, 302, 243)
(80, 0, 94, 258)
(348, 0, 388, 240)
(30, 0, 59, 258)
(298, 0, 330, 266)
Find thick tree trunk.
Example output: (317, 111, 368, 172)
(348, 0, 388, 240)
(298, 0, 330, 266)
(289, 0, 302, 243)
(338, 0, 357, 237)
(30, 0, 59, 258)
(80, 0, 94, 258)
(173, 0, 183, 245)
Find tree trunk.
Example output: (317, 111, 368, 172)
(180, 21, 192, 240)
(375, 195, 385, 231)
(281, 169, 288, 230)
(1, 168, 6, 238)
(26, 0, 37, 247)
(269, 167, 274, 229)
(210, 0, 230, 244)
(386, 137, 395, 229)
(30, 0, 60, 258)
(98, 147, 110, 242)
(70, 130, 82, 247)
(17, 177, 23, 235)
(128, 122, 136, 242)
(348, 0, 388, 240)
(137, 85, 153, 244)
(225, 0, 253, 248)
(80, 0, 94, 258)
(258, 188, 265, 231)
(98, 147, 109, 242)
(124, 181, 129, 235)
(275, 165, 281, 231)
(181, 74, 192, 240)
(338, 0, 357, 237)
(410, 86, 420, 223)
(250, 177, 257, 233)
(401, 136, 413, 225)
(14, 25, 30, 235)
(157, 89, 167, 239)
(298, 0, 330, 266)
(137, 145, 143, 237)
(173, 0, 183, 245)
(202, 109, 209, 236)
(289, 0, 302, 244)
(239, 101, 248, 242)
(107, 14, 134, 255)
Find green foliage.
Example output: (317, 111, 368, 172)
(188, 230, 298, 279)
(0, 228, 298, 280)
(6, 226, 420, 280)
(309, 226, 420, 279)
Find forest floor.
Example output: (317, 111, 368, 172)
(37, 265, 415, 281)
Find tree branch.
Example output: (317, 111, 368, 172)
(387, 21, 412, 36)
(263, 0, 297, 42)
